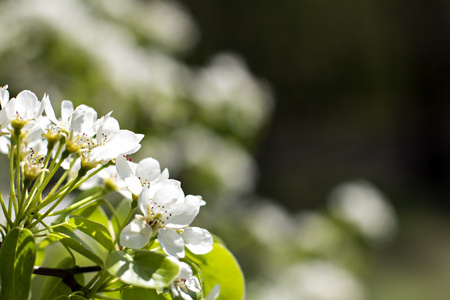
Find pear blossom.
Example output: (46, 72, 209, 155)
(45, 100, 98, 137)
(79, 116, 144, 170)
(116, 154, 169, 196)
(45, 100, 102, 158)
(45, 100, 143, 170)
(0, 85, 9, 109)
(0, 89, 48, 131)
(169, 261, 202, 300)
(168, 262, 220, 300)
(0, 85, 9, 129)
(23, 148, 48, 181)
(120, 179, 213, 258)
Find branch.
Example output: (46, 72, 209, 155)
(33, 265, 102, 291)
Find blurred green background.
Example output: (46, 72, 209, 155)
(1, 0, 450, 299)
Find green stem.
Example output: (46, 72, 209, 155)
(46, 155, 78, 200)
(21, 147, 53, 215)
(70, 163, 110, 192)
(0, 192, 13, 227)
(15, 131, 22, 217)
(87, 271, 112, 298)
(47, 191, 104, 217)
(25, 151, 72, 218)
(9, 140, 18, 218)
(28, 174, 81, 228)
(102, 199, 120, 232)
(109, 204, 136, 254)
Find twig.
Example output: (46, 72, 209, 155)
(33, 265, 102, 291)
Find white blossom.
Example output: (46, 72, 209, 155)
(0, 89, 48, 130)
(120, 179, 213, 258)
(116, 154, 169, 196)
(169, 261, 201, 300)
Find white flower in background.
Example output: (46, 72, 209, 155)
(120, 179, 213, 258)
(177, 126, 256, 198)
(246, 200, 296, 245)
(191, 54, 273, 136)
(249, 260, 365, 300)
(328, 180, 397, 246)
(294, 211, 343, 255)
(94, 0, 198, 51)
(169, 261, 201, 300)
(116, 154, 169, 196)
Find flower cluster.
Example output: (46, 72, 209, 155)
(0, 85, 217, 300)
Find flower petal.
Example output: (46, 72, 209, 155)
(16, 90, 39, 119)
(61, 100, 74, 124)
(116, 155, 142, 194)
(158, 228, 185, 258)
(44, 96, 58, 124)
(152, 180, 183, 210)
(0, 85, 9, 109)
(181, 227, 213, 255)
(165, 203, 199, 228)
(136, 157, 162, 183)
(120, 219, 152, 249)
(138, 185, 151, 216)
(90, 130, 141, 161)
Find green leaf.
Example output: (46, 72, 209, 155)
(0, 227, 36, 300)
(105, 249, 179, 289)
(81, 203, 110, 230)
(112, 198, 132, 235)
(115, 287, 171, 299)
(47, 232, 103, 266)
(56, 216, 113, 250)
(186, 243, 245, 300)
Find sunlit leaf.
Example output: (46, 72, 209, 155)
(56, 216, 113, 250)
(105, 249, 179, 289)
(47, 232, 103, 266)
(186, 243, 245, 300)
